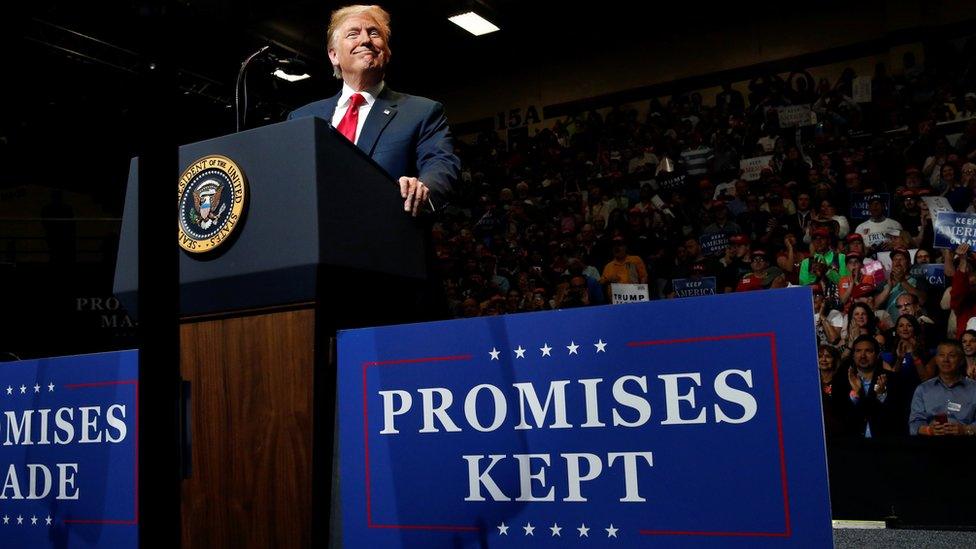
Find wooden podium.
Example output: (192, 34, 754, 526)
(114, 117, 428, 547)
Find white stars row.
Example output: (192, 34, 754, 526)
(1, 514, 53, 526)
(496, 522, 618, 538)
(489, 340, 608, 360)
(5, 383, 55, 395)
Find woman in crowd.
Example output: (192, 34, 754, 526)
(962, 329, 976, 379)
(840, 302, 886, 360)
(886, 314, 934, 381)
(814, 199, 849, 239)
(837, 252, 875, 309)
(818, 345, 844, 438)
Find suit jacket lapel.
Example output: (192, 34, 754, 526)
(357, 88, 399, 156)
(322, 92, 341, 123)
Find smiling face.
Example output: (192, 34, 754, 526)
(963, 332, 976, 357)
(896, 317, 915, 340)
(818, 348, 836, 371)
(329, 13, 391, 88)
(853, 307, 868, 327)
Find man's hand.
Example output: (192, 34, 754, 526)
(941, 423, 966, 436)
(874, 373, 887, 396)
(398, 176, 430, 217)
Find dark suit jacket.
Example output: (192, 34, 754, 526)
(288, 86, 460, 209)
(830, 367, 903, 437)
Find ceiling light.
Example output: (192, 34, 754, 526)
(448, 11, 500, 36)
(273, 69, 310, 82)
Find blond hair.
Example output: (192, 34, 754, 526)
(327, 5, 391, 79)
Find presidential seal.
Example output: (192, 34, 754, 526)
(177, 155, 248, 253)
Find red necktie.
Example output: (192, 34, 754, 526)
(336, 93, 365, 143)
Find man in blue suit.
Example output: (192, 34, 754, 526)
(288, 4, 460, 215)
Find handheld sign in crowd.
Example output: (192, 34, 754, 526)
(739, 155, 773, 181)
(699, 232, 730, 256)
(0, 351, 138, 549)
(933, 211, 976, 249)
(776, 105, 816, 128)
(921, 196, 953, 217)
(609, 283, 649, 304)
(672, 276, 717, 298)
(911, 263, 947, 288)
(653, 172, 687, 192)
(337, 288, 832, 548)
(851, 76, 872, 103)
(849, 192, 889, 220)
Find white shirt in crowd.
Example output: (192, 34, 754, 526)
(854, 217, 903, 248)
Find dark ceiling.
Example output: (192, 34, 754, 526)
(6, 0, 770, 114)
(0, 0, 849, 203)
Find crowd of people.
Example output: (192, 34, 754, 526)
(432, 47, 976, 439)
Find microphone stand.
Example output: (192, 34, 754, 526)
(235, 46, 270, 132)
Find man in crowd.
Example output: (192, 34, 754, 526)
(600, 238, 648, 287)
(874, 247, 924, 320)
(831, 335, 898, 437)
(854, 194, 903, 252)
(799, 227, 848, 285)
(910, 340, 976, 435)
(889, 293, 940, 344)
(736, 249, 785, 291)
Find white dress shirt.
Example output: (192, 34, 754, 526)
(331, 81, 385, 144)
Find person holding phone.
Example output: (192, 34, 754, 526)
(909, 340, 976, 435)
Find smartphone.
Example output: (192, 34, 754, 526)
(934, 413, 948, 424)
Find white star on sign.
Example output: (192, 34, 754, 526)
(549, 523, 562, 536)
(594, 339, 607, 352)
(2, 515, 8, 524)
(5, 386, 11, 395)
(489, 348, 500, 361)
(514, 346, 526, 359)
(45, 515, 52, 525)
(577, 523, 589, 537)
(16, 515, 23, 525)
(33, 384, 40, 393)
(540, 343, 552, 357)
(605, 524, 619, 538)
(19, 385, 26, 394)
(567, 341, 579, 355)
(523, 522, 535, 536)
(497, 522, 508, 535)
(48, 383, 54, 392)
(30, 515, 37, 525)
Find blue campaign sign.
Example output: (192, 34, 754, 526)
(0, 351, 138, 549)
(910, 264, 946, 287)
(337, 288, 831, 548)
(933, 211, 976, 249)
(699, 233, 730, 256)
(849, 192, 889, 220)
(672, 276, 717, 298)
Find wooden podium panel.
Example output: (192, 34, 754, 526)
(180, 307, 316, 548)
